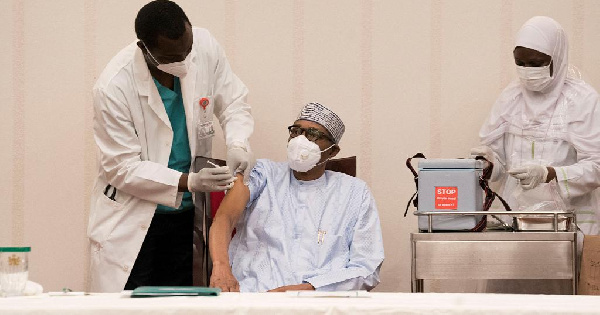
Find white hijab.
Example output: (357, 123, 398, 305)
(515, 16, 568, 122)
(479, 16, 599, 150)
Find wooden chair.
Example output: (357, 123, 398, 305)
(325, 156, 357, 177)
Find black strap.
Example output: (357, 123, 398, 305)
(404, 154, 511, 232)
(470, 156, 512, 232)
(404, 153, 426, 217)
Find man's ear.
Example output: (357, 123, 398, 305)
(329, 145, 340, 159)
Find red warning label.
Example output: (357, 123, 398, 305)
(435, 186, 458, 210)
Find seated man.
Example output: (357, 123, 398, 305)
(209, 102, 384, 292)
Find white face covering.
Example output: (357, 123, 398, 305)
(516, 61, 552, 92)
(287, 135, 334, 172)
(142, 41, 192, 78)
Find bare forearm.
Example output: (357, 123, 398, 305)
(208, 174, 249, 291)
(209, 215, 235, 267)
(208, 214, 240, 291)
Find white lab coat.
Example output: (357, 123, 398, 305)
(88, 27, 253, 292)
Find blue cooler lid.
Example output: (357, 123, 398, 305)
(418, 158, 484, 170)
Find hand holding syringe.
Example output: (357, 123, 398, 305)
(187, 161, 236, 192)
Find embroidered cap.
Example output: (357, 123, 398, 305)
(297, 102, 345, 144)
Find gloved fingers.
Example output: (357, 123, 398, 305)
(227, 161, 241, 173)
(521, 180, 537, 190)
(510, 172, 531, 180)
(211, 173, 237, 182)
(214, 176, 237, 186)
(207, 183, 229, 192)
(507, 167, 528, 176)
(470, 146, 492, 160)
(209, 183, 234, 192)
(205, 166, 231, 175)
(234, 160, 249, 175)
(226, 154, 242, 174)
(470, 148, 485, 156)
(224, 181, 235, 190)
(470, 152, 482, 159)
(519, 177, 533, 185)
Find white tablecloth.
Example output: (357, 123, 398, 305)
(1, 292, 599, 314)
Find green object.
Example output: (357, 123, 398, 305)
(131, 286, 221, 298)
(152, 77, 193, 214)
(0, 247, 31, 252)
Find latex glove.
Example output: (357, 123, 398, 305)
(188, 166, 236, 192)
(470, 145, 500, 180)
(508, 164, 549, 190)
(470, 145, 495, 162)
(226, 144, 256, 185)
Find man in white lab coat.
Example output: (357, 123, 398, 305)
(88, 0, 254, 292)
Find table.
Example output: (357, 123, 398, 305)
(411, 231, 578, 293)
(412, 211, 578, 294)
(1, 292, 599, 314)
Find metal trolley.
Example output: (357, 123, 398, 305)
(411, 211, 578, 294)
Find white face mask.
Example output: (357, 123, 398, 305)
(516, 61, 552, 92)
(287, 135, 334, 173)
(142, 41, 192, 78)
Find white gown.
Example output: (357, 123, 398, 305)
(478, 17, 600, 295)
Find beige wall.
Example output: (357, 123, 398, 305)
(1, 0, 599, 292)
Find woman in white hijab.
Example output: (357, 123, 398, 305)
(471, 16, 600, 294)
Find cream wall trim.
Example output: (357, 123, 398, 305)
(500, 1, 514, 89)
(82, 0, 98, 292)
(571, 1, 584, 75)
(359, 0, 373, 184)
(428, 1, 442, 157)
(292, 0, 305, 112)
(224, 0, 237, 64)
(11, 0, 25, 247)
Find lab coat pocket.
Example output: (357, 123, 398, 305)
(194, 96, 215, 141)
(88, 193, 125, 244)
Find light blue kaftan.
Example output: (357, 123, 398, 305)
(228, 159, 384, 292)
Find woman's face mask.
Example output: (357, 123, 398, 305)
(516, 61, 553, 92)
(287, 135, 334, 172)
(142, 41, 192, 78)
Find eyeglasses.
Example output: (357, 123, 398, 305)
(288, 125, 335, 143)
